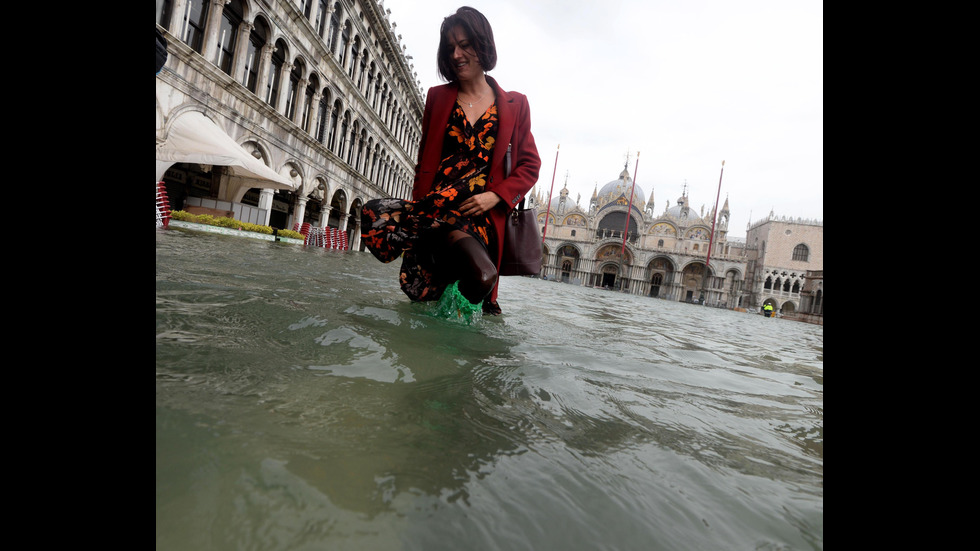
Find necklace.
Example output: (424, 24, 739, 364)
(459, 90, 488, 108)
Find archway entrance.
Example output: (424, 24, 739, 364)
(650, 272, 663, 297)
(681, 262, 707, 303)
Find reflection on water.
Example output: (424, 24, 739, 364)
(156, 227, 823, 551)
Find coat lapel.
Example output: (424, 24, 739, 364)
(488, 76, 515, 177)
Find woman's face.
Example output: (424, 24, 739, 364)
(446, 26, 482, 81)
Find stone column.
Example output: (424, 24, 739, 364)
(164, 0, 186, 34)
(276, 62, 293, 114)
(255, 42, 275, 102)
(349, 214, 360, 251)
(310, 91, 323, 137)
(258, 188, 275, 226)
(309, 0, 323, 38)
(202, 0, 227, 64)
(338, 208, 348, 233)
(293, 196, 308, 230)
(232, 21, 253, 84)
(293, 76, 309, 127)
(318, 201, 330, 228)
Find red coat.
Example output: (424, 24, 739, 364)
(412, 76, 542, 302)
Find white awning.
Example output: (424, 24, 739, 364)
(155, 111, 296, 196)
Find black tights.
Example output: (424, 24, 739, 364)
(435, 229, 498, 304)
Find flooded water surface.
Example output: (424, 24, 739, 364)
(156, 227, 823, 550)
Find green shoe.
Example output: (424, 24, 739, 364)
(434, 281, 482, 322)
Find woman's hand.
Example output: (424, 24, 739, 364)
(459, 191, 501, 217)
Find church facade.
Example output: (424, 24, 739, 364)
(531, 165, 823, 320)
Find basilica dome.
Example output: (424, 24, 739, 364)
(595, 167, 645, 210)
(664, 195, 702, 221)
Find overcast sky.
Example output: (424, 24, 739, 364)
(381, 0, 823, 239)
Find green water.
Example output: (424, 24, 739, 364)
(156, 227, 823, 550)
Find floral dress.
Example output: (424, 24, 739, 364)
(362, 101, 499, 301)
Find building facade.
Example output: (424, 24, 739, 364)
(531, 166, 823, 320)
(531, 165, 749, 308)
(742, 214, 824, 318)
(156, 0, 424, 249)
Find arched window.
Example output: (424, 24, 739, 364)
(242, 18, 268, 92)
(356, 129, 367, 172)
(156, 0, 173, 29)
(216, 0, 243, 75)
(764, 276, 773, 290)
(180, 0, 209, 53)
(328, 99, 342, 152)
(267, 41, 286, 105)
(349, 36, 361, 79)
(340, 111, 351, 159)
(302, 76, 317, 131)
(358, 50, 368, 89)
(792, 243, 809, 262)
(328, 4, 341, 55)
(347, 119, 358, 165)
(371, 144, 381, 181)
(340, 22, 351, 66)
(315, 91, 330, 143)
(315, 0, 328, 37)
(285, 62, 302, 119)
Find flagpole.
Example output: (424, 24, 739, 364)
(541, 144, 560, 242)
(618, 152, 639, 291)
(700, 160, 725, 303)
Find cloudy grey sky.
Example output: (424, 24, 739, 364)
(381, 0, 823, 239)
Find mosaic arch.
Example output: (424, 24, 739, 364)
(556, 244, 582, 258)
(685, 227, 711, 240)
(596, 243, 632, 265)
(562, 213, 587, 226)
(649, 222, 677, 236)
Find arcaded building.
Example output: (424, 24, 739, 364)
(742, 214, 824, 317)
(156, 0, 424, 249)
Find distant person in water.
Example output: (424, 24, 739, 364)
(361, 6, 541, 316)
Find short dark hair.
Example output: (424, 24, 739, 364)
(437, 6, 497, 82)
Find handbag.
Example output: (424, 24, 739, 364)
(499, 143, 543, 276)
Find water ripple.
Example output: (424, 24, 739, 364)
(157, 229, 823, 550)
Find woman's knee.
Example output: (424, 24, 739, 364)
(449, 236, 497, 302)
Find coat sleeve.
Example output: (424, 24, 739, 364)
(488, 95, 541, 212)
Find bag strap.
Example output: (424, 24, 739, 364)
(505, 143, 528, 211)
